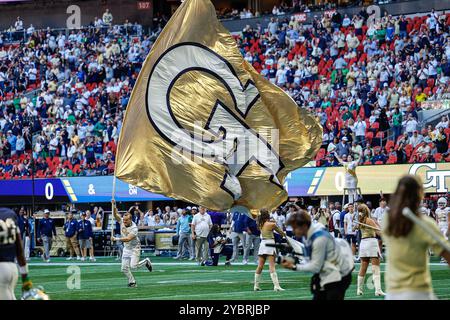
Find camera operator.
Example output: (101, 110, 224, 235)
(281, 211, 353, 300)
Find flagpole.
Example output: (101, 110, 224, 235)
(402, 208, 450, 252)
(354, 221, 381, 231)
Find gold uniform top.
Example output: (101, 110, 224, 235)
(360, 219, 377, 238)
(261, 221, 281, 239)
(382, 214, 446, 293)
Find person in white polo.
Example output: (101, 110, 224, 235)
(191, 206, 212, 266)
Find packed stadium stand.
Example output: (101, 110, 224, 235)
(0, 8, 449, 179)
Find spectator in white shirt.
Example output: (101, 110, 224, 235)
(408, 130, 424, 148)
(403, 114, 418, 137)
(191, 206, 212, 265)
(435, 116, 449, 130)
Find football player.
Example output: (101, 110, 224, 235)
(436, 197, 449, 263)
(0, 207, 42, 300)
(111, 200, 152, 287)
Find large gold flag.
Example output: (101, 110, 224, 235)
(115, 0, 322, 213)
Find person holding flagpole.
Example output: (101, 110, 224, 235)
(382, 175, 450, 300)
(254, 209, 286, 292)
(111, 199, 153, 288)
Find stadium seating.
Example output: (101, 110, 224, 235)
(0, 9, 449, 178)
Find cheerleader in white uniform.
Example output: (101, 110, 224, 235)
(335, 153, 360, 203)
(356, 204, 385, 296)
(254, 209, 286, 292)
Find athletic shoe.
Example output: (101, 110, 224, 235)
(145, 259, 153, 272)
(188, 257, 195, 261)
(173, 256, 181, 260)
(128, 282, 137, 288)
(89, 257, 96, 262)
(242, 260, 248, 265)
(375, 290, 386, 297)
(80, 257, 85, 261)
(200, 261, 205, 266)
(225, 261, 231, 266)
(66, 257, 73, 261)
(76, 256, 81, 260)
(46, 259, 50, 263)
(274, 287, 285, 292)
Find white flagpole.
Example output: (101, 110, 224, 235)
(354, 221, 381, 231)
(402, 208, 450, 252)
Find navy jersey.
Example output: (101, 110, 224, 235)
(39, 218, 56, 237)
(0, 208, 19, 262)
(232, 212, 247, 233)
(78, 220, 93, 239)
(243, 215, 260, 237)
(64, 219, 78, 238)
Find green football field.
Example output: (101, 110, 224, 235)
(18, 256, 450, 300)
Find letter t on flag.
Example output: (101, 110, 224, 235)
(114, 0, 322, 214)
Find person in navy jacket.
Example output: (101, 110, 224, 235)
(243, 215, 261, 265)
(64, 211, 81, 260)
(38, 209, 56, 262)
(230, 211, 248, 262)
(78, 212, 95, 261)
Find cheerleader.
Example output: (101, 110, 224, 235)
(254, 209, 286, 292)
(335, 152, 360, 203)
(356, 204, 385, 296)
(383, 176, 450, 300)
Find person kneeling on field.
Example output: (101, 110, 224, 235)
(111, 200, 152, 288)
(205, 224, 232, 266)
(281, 211, 354, 300)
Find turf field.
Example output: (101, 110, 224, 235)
(18, 255, 450, 300)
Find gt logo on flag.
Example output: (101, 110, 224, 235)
(146, 43, 283, 201)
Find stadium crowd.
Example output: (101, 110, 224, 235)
(1, 8, 450, 179)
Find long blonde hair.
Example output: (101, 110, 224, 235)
(357, 204, 370, 223)
(257, 208, 270, 230)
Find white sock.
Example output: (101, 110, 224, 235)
(372, 265, 383, 292)
(270, 272, 282, 289)
(254, 273, 261, 288)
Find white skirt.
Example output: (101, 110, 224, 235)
(385, 291, 437, 300)
(258, 239, 277, 256)
(359, 238, 379, 258)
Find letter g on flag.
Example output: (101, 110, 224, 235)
(146, 42, 283, 201)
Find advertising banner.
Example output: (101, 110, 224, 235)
(284, 162, 450, 196)
(0, 163, 448, 203)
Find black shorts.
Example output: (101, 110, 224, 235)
(345, 234, 356, 245)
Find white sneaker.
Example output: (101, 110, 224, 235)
(66, 257, 73, 261)
(46, 259, 50, 263)
(81, 257, 86, 261)
(90, 257, 96, 262)
(254, 286, 261, 291)
(274, 287, 285, 292)
(375, 291, 386, 296)
(357, 289, 363, 296)
(76, 256, 81, 260)
(242, 260, 248, 265)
